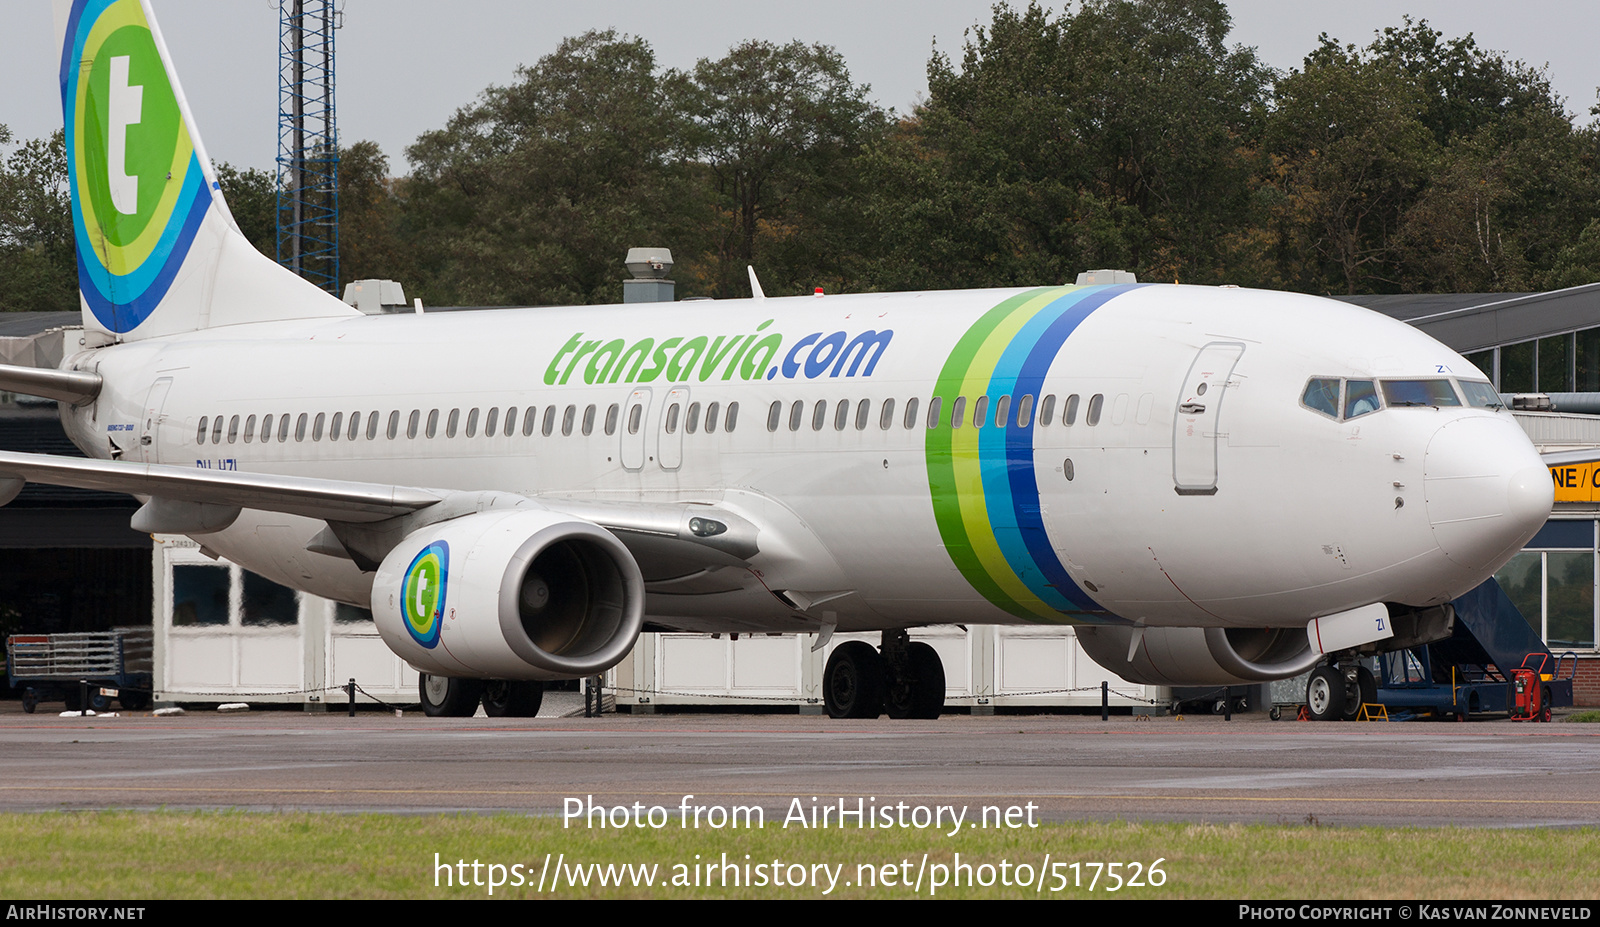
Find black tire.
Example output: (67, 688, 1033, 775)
(482, 680, 544, 718)
(419, 673, 484, 718)
(20, 690, 36, 714)
(884, 642, 944, 720)
(1353, 665, 1377, 719)
(824, 641, 885, 719)
(1307, 665, 1345, 722)
(88, 691, 111, 712)
(1269, 706, 1282, 721)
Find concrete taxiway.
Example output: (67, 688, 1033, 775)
(1, 705, 1597, 827)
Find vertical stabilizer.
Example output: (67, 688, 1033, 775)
(55, 0, 356, 341)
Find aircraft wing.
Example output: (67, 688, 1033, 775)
(0, 449, 762, 575)
(0, 449, 441, 524)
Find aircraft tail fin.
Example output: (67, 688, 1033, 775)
(55, 0, 356, 342)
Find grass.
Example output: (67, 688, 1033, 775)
(2, 812, 1599, 899)
(1565, 710, 1600, 723)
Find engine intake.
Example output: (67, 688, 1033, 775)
(372, 509, 645, 681)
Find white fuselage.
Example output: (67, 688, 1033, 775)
(60, 283, 1549, 634)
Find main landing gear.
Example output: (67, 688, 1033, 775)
(1305, 662, 1376, 722)
(823, 630, 946, 720)
(419, 674, 545, 718)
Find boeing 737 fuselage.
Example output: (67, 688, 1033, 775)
(9, 0, 1553, 721)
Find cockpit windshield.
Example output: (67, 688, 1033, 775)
(1380, 379, 1461, 407)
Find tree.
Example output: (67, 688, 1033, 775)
(403, 30, 696, 306)
(675, 41, 887, 297)
(215, 162, 277, 257)
(337, 140, 408, 286)
(858, 0, 1270, 291)
(0, 127, 75, 313)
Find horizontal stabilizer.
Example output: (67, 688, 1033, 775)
(0, 364, 101, 404)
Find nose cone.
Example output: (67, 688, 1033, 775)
(1424, 416, 1553, 573)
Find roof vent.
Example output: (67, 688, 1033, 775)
(1075, 269, 1137, 286)
(624, 248, 675, 303)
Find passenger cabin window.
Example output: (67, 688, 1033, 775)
(789, 401, 804, 432)
(605, 404, 619, 435)
(926, 397, 942, 429)
(407, 410, 420, 439)
(686, 402, 701, 434)
(313, 412, 326, 441)
(1381, 379, 1461, 407)
(197, 417, 208, 444)
(973, 395, 989, 428)
(227, 415, 240, 443)
(562, 405, 576, 436)
(1016, 394, 1034, 427)
(1063, 394, 1080, 426)
(542, 406, 556, 437)
(994, 395, 1010, 428)
(1302, 378, 1341, 419)
(812, 400, 827, 431)
(705, 402, 720, 433)
(262, 414, 274, 443)
(295, 413, 309, 442)
(1039, 394, 1056, 426)
(387, 411, 400, 440)
(725, 402, 739, 431)
(903, 397, 919, 429)
(366, 411, 379, 440)
(582, 404, 596, 436)
(880, 398, 896, 430)
(665, 403, 680, 434)
(445, 409, 459, 438)
(767, 401, 782, 432)
(329, 412, 342, 441)
(278, 414, 292, 442)
(523, 406, 537, 436)
(466, 408, 479, 438)
(1086, 394, 1103, 426)
(950, 396, 966, 428)
(347, 412, 360, 441)
(211, 416, 224, 444)
(483, 407, 497, 436)
(244, 414, 256, 443)
(834, 399, 849, 431)
(425, 409, 439, 439)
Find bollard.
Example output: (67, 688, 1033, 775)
(1101, 680, 1108, 721)
(80, 679, 90, 714)
(347, 678, 356, 717)
(1224, 686, 1232, 721)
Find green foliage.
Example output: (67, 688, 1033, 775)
(403, 30, 698, 306)
(0, 127, 76, 313)
(675, 41, 888, 297)
(214, 162, 278, 258)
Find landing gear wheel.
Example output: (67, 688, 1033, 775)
(1347, 665, 1376, 720)
(1307, 665, 1346, 722)
(885, 642, 945, 720)
(824, 641, 885, 719)
(482, 680, 544, 718)
(419, 674, 485, 718)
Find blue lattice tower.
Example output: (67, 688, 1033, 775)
(276, 0, 339, 294)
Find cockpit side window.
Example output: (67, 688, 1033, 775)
(1458, 380, 1504, 409)
(1344, 380, 1380, 419)
(1301, 378, 1341, 419)
(1381, 379, 1461, 407)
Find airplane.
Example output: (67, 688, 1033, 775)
(6, 0, 1553, 721)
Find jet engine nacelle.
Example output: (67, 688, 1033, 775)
(371, 509, 645, 681)
(1075, 626, 1321, 687)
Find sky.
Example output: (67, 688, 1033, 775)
(3, 1, 1598, 174)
